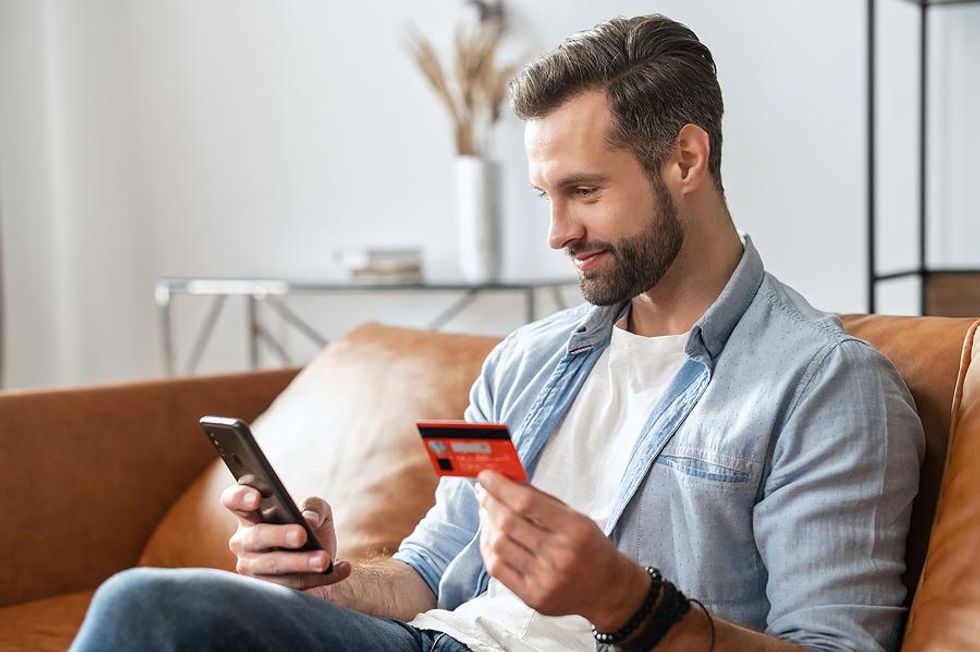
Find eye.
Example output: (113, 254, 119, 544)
(574, 187, 597, 197)
(535, 190, 549, 200)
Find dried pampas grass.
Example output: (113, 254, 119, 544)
(405, 18, 516, 157)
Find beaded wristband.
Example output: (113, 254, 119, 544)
(591, 566, 663, 645)
(619, 578, 691, 652)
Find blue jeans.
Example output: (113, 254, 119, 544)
(70, 567, 471, 651)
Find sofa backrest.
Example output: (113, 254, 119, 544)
(139, 315, 979, 648)
(138, 323, 500, 569)
(839, 315, 977, 601)
(899, 320, 979, 650)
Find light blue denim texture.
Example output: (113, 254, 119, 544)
(70, 567, 472, 651)
(393, 236, 925, 652)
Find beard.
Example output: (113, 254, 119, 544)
(570, 177, 684, 306)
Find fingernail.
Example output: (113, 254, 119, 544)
(288, 529, 301, 546)
(301, 508, 319, 523)
(309, 554, 327, 570)
(244, 492, 258, 508)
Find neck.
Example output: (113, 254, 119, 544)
(627, 209, 743, 338)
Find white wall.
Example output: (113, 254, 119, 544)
(1, 0, 978, 389)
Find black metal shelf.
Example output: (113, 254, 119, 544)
(909, 0, 980, 6)
(867, 0, 980, 315)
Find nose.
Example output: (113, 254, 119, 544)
(547, 199, 584, 251)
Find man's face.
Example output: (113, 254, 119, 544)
(525, 91, 684, 305)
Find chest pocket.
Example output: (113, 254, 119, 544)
(653, 445, 755, 488)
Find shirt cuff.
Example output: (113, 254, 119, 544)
(392, 546, 441, 597)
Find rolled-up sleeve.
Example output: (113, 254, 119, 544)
(392, 337, 508, 596)
(754, 339, 925, 651)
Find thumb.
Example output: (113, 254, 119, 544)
(299, 496, 331, 529)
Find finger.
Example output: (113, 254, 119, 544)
(299, 496, 332, 529)
(483, 519, 540, 574)
(298, 496, 339, 558)
(480, 493, 545, 554)
(220, 484, 262, 525)
(237, 549, 333, 576)
(240, 522, 310, 553)
(477, 471, 567, 530)
(481, 545, 529, 597)
(252, 560, 353, 591)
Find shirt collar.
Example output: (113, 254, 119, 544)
(567, 235, 765, 361)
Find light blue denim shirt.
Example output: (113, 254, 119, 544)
(393, 236, 924, 652)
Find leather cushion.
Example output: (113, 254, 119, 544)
(841, 315, 977, 601)
(0, 589, 94, 652)
(139, 322, 500, 569)
(902, 320, 980, 650)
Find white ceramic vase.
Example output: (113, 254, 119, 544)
(454, 156, 501, 283)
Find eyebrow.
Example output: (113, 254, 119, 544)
(531, 173, 611, 192)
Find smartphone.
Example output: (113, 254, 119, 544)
(199, 416, 333, 573)
(417, 420, 527, 482)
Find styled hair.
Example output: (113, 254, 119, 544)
(510, 15, 724, 192)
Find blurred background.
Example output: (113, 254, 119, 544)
(1, 0, 978, 390)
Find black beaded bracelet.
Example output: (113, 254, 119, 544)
(591, 566, 663, 645)
(619, 578, 691, 652)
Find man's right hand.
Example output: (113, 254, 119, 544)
(221, 484, 353, 591)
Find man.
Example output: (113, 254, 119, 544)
(72, 14, 923, 652)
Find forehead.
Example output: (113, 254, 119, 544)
(524, 90, 619, 184)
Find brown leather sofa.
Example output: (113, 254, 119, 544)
(0, 316, 977, 651)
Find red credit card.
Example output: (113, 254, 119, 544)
(416, 421, 527, 483)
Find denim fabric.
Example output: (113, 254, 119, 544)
(394, 236, 925, 652)
(70, 567, 471, 652)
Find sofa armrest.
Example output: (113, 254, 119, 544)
(0, 368, 298, 607)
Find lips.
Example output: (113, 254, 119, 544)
(573, 250, 607, 271)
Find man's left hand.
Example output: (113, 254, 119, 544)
(475, 470, 650, 630)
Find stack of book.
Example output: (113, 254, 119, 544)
(335, 248, 424, 282)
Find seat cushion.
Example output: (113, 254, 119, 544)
(138, 322, 501, 569)
(0, 589, 95, 652)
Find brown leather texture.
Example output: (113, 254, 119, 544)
(0, 590, 94, 652)
(2, 316, 979, 652)
(902, 320, 980, 651)
(138, 322, 501, 570)
(0, 368, 296, 607)
(840, 315, 977, 601)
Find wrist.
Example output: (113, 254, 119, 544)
(655, 604, 711, 650)
(589, 557, 651, 632)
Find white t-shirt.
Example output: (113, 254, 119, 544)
(409, 316, 689, 651)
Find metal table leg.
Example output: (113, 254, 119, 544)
(255, 323, 293, 366)
(550, 284, 568, 311)
(525, 288, 536, 323)
(185, 295, 228, 376)
(427, 289, 480, 330)
(247, 295, 260, 369)
(155, 283, 175, 376)
(265, 295, 329, 348)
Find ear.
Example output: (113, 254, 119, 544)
(666, 124, 711, 195)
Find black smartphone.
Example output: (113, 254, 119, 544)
(199, 415, 333, 574)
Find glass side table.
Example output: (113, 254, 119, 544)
(154, 277, 578, 376)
